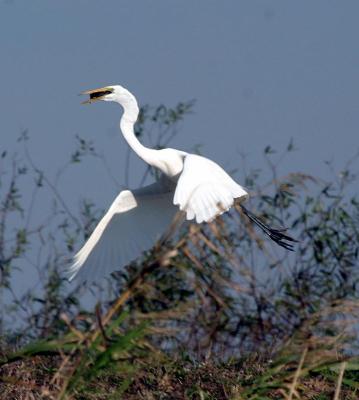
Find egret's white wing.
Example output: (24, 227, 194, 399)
(174, 154, 248, 223)
(67, 180, 178, 283)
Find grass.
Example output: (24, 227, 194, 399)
(1, 128, 358, 399)
(1, 351, 358, 399)
(1, 297, 358, 400)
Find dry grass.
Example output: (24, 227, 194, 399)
(1, 353, 358, 400)
(1, 136, 359, 399)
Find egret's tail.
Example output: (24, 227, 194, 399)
(240, 205, 298, 251)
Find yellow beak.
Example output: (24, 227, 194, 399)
(81, 86, 113, 104)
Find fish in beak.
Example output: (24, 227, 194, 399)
(81, 86, 114, 104)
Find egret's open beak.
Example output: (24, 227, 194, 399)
(81, 86, 114, 104)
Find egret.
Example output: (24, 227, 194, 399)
(67, 85, 296, 283)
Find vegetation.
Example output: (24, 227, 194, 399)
(0, 103, 358, 399)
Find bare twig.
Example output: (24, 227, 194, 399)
(288, 346, 308, 400)
(333, 361, 347, 400)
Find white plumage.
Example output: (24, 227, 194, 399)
(174, 154, 248, 223)
(68, 84, 295, 284)
(67, 179, 178, 282)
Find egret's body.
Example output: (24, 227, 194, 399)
(68, 85, 295, 283)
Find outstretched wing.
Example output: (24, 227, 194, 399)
(67, 180, 178, 283)
(174, 154, 248, 223)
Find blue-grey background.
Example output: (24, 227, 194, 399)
(0, 1, 358, 300)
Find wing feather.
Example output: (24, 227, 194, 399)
(174, 154, 248, 223)
(68, 154, 248, 283)
(67, 181, 177, 284)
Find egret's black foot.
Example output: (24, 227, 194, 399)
(240, 205, 298, 251)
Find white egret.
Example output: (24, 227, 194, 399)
(67, 85, 296, 283)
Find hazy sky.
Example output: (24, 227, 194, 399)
(2, 1, 358, 194)
(1, 1, 358, 299)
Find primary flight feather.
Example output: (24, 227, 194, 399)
(67, 85, 296, 283)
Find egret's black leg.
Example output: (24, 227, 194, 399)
(240, 205, 298, 251)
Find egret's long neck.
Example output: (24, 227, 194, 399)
(118, 94, 159, 168)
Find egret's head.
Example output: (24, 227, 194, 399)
(81, 85, 132, 105)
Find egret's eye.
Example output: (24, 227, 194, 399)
(90, 90, 113, 100)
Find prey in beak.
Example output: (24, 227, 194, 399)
(81, 86, 114, 104)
